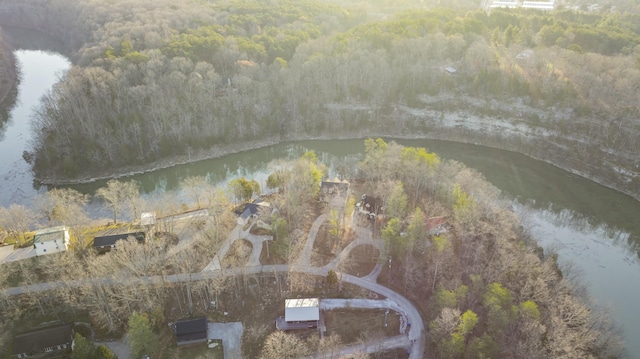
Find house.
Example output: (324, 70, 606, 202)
(357, 194, 384, 220)
(174, 317, 208, 346)
(93, 231, 145, 253)
(33, 226, 70, 257)
(236, 199, 271, 224)
(320, 179, 350, 208)
(12, 324, 72, 358)
(426, 216, 449, 236)
(444, 66, 458, 75)
(276, 298, 320, 330)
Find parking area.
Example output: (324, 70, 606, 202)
(0, 245, 36, 264)
(208, 322, 243, 359)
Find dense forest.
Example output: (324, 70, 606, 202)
(0, 141, 625, 358)
(0, 0, 638, 200)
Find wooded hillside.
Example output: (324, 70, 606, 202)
(0, 0, 639, 199)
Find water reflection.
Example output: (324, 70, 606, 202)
(516, 204, 640, 357)
(0, 75, 18, 142)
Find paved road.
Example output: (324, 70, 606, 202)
(303, 335, 410, 359)
(296, 214, 327, 265)
(1, 213, 426, 359)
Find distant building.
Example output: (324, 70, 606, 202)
(12, 324, 73, 358)
(33, 226, 70, 256)
(489, 1, 517, 9)
(489, 0, 555, 10)
(174, 317, 208, 346)
(444, 66, 458, 75)
(93, 231, 146, 253)
(276, 298, 320, 330)
(522, 0, 555, 10)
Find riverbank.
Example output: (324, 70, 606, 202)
(34, 102, 640, 204)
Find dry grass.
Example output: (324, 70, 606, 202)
(323, 309, 401, 345)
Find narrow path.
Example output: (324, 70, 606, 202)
(296, 214, 327, 265)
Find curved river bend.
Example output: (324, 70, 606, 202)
(1, 46, 640, 358)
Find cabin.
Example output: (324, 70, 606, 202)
(93, 231, 145, 253)
(12, 324, 73, 358)
(276, 298, 320, 330)
(320, 179, 350, 208)
(33, 226, 70, 257)
(444, 66, 458, 75)
(174, 317, 208, 346)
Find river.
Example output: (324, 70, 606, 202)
(1, 43, 639, 357)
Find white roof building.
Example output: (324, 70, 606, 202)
(33, 226, 70, 256)
(285, 298, 320, 322)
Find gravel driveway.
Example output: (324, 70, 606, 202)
(208, 322, 243, 359)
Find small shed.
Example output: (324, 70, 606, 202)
(33, 226, 70, 256)
(444, 66, 458, 75)
(12, 324, 72, 358)
(93, 231, 145, 253)
(174, 317, 208, 346)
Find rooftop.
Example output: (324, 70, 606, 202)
(13, 324, 72, 355)
(33, 226, 68, 244)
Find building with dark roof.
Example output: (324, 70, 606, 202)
(12, 324, 72, 358)
(93, 231, 145, 253)
(174, 317, 208, 345)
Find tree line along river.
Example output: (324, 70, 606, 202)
(1, 35, 639, 358)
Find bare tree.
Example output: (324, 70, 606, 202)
(260, 331, 310, 359)
(96, 179, 140, 224)
(0, 204, 35, 246)
(180, 175, 208, 209)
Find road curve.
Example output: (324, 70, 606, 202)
(1, 264, 425, 358)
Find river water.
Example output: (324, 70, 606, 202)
(1, 46, 639, 357)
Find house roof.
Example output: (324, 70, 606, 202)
(141, 212, 156, 226)
(237, 200, 271, 220)
(13, 324, 72, 355)
(175, 317, 208, 343)
(93, 232, 145, 247)
(361, 195, 383, 214)
(33, 226, 67, 244)
(285, 298, 319, 322)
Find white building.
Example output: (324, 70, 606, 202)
(33, 226, 70, 256)
(276, 298, 320, 330)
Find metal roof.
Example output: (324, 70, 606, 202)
(33, 226, 67, 244)
(285, 298, 319, 322)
